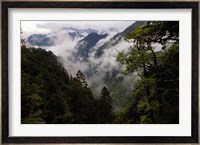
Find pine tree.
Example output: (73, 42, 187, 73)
(76, 70, 88, 87)
(100, 87, 112, 104)
(98, 87, 113, 123)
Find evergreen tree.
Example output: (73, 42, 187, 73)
(21, 21, 179, 124)
(97, 87, 113, 123)
(21, 46, 73, 124)
(116, 21, 179, 124)
(21, 46, 99, 124)
(76, 70, 88, 88)
(69, 71, 97, 123)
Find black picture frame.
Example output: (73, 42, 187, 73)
(1, 1, 199, 143)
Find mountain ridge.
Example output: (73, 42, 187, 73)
(25, 21, 146, 111)
(76, 32, 108, 60)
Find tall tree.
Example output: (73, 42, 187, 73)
(76, 70, 88, 88)
(97, 87, 113, 123)
(21, 46, 73, 124)
(69, 71, 97, 123)
(116, 21, 179, 123)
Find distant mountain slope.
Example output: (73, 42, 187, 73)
(27, 27, 98, 47)
(25, 21, 146, 112)
(95, 21, 146, 57)
(76, 32, 108, 60)
(62, 27, 97, 40)
(21, 46, 114, 124)
(27, 34, 54, 46)
(81, 21, 146, 111)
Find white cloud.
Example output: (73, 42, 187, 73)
(21, 21, 51, 38)
(21, 21, 134, 36)
(21, 20, 137, 100)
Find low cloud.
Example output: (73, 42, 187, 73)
(22, 20, 137, 99)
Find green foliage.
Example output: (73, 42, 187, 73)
(21, 46, 114, 124)
(76, 70, 88, 88)
(96, 87, 114, 123)
(21, 46, 72, 123)
(115, 21, 179, 124)
(125, 21, 179, 46)
(21, 21, 179, 124)
(68, 78, 97, 123)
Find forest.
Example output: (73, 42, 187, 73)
(21, 21, 179, 124)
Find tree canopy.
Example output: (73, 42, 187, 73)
(21, 21, 179, 124)
(115, 21, 179, 124)
(21, 46, 114, 124)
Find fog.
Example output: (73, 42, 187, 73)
(21, 20, 137, 100)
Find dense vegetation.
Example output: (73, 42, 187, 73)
(115, 21, 179, 123)
(21, 21, 179, 124)
(21, 46, 113, 123)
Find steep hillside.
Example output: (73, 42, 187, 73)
(95, 21, 146, 57)
(76, 32, 108, 60)
(21, 46, 114, 124)
(24, 21, 146, 113)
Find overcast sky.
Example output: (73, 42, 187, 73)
(21, 21, 135, 37)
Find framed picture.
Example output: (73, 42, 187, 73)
(1, 1, 199, 143)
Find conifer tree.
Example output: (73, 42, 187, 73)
(98, 87, 113, 123)
(76, 70, 88, 87)
(116, 21, 179, 123)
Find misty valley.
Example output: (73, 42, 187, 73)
(21, 21, 179, 124)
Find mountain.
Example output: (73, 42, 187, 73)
(22, 21, 179, 124)
(25, 21, 146, 112)
(80, 21, 146, 111)
(95, 21, 146, 57)
(27, 34, 55, 46)
(76, 32, 108, 60)
(21, 46, 114, 124)
(68, 32, 84, 39)
(62, 27, 97, 39)
(27, 27, 98, 47)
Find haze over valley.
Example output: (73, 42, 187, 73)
(22, 21, 145, 111)
(21, 21, 179, 124)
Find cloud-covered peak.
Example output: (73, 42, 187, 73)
(21, 20, 141, 111)
(27, 34, 55, 47)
